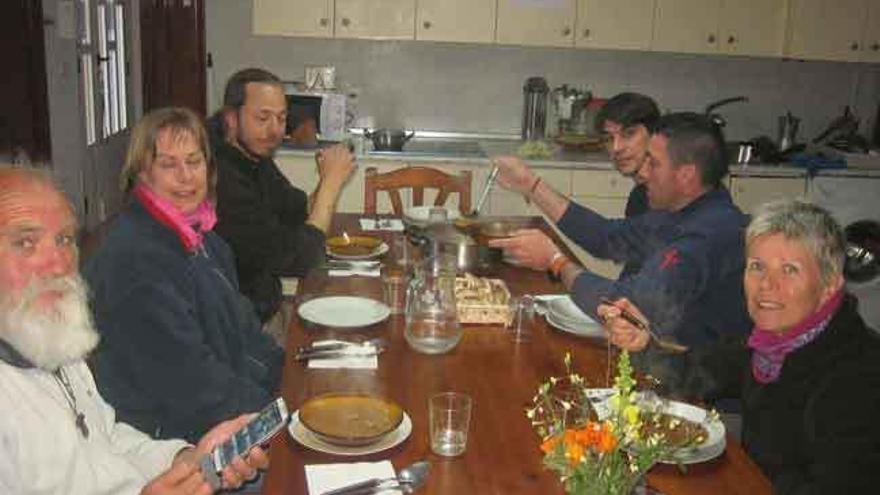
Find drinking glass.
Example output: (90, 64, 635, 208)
(507, 295, 535, 342)
(383, 270, 407, 315)
(429, 392, 473, 457)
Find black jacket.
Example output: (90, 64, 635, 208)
(210, 123, 325, 321)
(669, 295, 880, 494)
(85, 199, 283, 443)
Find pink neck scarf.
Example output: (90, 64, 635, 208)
(747, 288, 844, 384)
(133, 183, 217, 253)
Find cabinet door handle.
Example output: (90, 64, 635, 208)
(727, 35, 736, 44)
(850, 42, 859, 51)
(319, 18, 328, 27)
(562, 27, 572, 37)
(423, 20, 432, 29)
(871, 42, 879, 51)
(583, 28, 591, 38)
(708, 34, 716, 44)
(341, 17, 351, 27)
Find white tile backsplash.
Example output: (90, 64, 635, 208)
(208, 1, 880, 144)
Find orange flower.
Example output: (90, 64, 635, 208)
(565, 441, 585, 466)
(540, 434, 561, 454)
(597, 423, 619, 453)
(575, 422, 602, 448)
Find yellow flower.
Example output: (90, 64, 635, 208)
(624, 404, 640, 425)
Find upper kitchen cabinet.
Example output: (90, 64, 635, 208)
(786, 0, 867, 62)
(652, 0, 785, 57)
(652, 0, 721, 54)
(252, 0, 334, 38)
(717, 0, 786, 57)
(860, 1, 880, 63)
(575, 0, 655, 51)
(335, 0, 416, 39)
(416, 0, 496, 43)
(496, 0, 577, 48)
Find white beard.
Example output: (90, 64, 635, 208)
(0, 274, 99, 370)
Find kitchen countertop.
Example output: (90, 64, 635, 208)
(277, 136, 880, 178)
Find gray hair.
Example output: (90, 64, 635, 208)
(746, 199, 846, 288)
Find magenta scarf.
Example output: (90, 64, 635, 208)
(133, 183, 217, 253)
(747, 288, 844, 384)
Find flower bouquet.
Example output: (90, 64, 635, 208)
(526, 351, 701, 495)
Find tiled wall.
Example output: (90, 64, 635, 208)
(207, 1, 880, 144)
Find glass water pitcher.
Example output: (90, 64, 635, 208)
(404, 257, 461, 354)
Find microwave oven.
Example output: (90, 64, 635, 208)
(283, 83, 347, 142)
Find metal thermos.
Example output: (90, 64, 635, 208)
(522, 77, 549, 140)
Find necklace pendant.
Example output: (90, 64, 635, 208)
(76, 413, 89, 438)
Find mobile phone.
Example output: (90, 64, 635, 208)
(205, 398, 290, 478)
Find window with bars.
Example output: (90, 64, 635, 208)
(78, 0, 129, 145)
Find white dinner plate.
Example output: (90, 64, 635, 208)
(644, 399, 727, 465)
(298, 296, 391, 328)
(288, 410, 412, 456)
(403, 205, 460, 226)
(326, 242, 389, 261)
(545, 312, 605, 339)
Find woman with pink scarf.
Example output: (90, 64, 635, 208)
(599, 199, 880, 493)
(85, 107, 283, 445)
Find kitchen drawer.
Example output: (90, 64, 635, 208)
(533, 167, 573, 194)
(571, 169, 634, 197)
(486, 190, 536, 216)
(570, 195, 628, 218)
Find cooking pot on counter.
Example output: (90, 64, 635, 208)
(364, 129, 415, 151)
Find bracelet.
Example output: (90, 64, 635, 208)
(549, 252, 568, 277)
(525, 177, 542, 204)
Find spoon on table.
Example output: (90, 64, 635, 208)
(320, 460, 430, 495)
(599, 297, 689, 353)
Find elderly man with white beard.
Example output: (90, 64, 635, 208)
(0, 167, 268, 495)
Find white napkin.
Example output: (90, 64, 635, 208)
(281, 277, 300, 296)
(359, 218, 405, 232)
(306, 461, 398, 494)
(306, 340, 379, 370)
(328, 266, 381, 278)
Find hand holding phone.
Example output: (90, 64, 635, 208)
(200, 398, 289, 488)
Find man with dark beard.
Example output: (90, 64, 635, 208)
(0, 168, 267, 494)
(208, 68, 356, 322)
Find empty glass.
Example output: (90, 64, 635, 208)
(507, 295, 535, 342)
(383, 270, 407, 315)
(429, 392, 473, 457)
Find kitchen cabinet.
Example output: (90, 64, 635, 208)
(786, 0, 867, 62)
(652, 0, 721, 54)
(652, 0, 785, 57)
(496, 0, 577, 48)
(252, 0, 334, 38)
(861, 1, 880, 63)
(717, 0, 786, 57)
(575, 0, 655, 51)
(729, 175, 807, 215)
(335, 0, 416, 40)
(416, 0, 496, 43)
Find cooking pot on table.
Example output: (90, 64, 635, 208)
(364, 129, 415, 151)
(406, 223, 501, 274)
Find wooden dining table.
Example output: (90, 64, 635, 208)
(262, 213, 772, 495)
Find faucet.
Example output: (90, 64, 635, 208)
(704, 96, 749, 128)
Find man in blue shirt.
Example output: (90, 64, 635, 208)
(490, 112, 750, 349)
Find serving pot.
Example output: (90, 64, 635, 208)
(407, 223, 501, 274)
(364, 128, 415, 151)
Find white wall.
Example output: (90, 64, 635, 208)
(207, 1, 880, 144)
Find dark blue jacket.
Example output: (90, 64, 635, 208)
(558, 187, 751, 348)
(85, 199, 284, 443)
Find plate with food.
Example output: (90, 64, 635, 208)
(289, 394, 412, 455)
(298, 296, 390, 328)
(326, 234, 388, 260)
(638, 399, 726, 465)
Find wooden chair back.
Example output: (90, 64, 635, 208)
(363, 166, 472, 216)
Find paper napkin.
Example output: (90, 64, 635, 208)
(359, 218, 405, 232)
(305, 461, 397, 494)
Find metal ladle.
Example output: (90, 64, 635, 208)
(471, 163, 500, 217)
